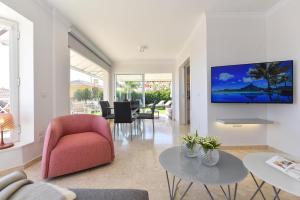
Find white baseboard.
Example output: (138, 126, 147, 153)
(0, 156, 41, 176)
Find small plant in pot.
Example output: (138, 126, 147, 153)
(182, 131, 201, 158)
(199, 136, 221, 166)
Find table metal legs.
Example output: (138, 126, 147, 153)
(250, 172, 266, 200)
(272, 186, 281, 200)
(204, 184, 215, 200)
(249, 181, 265, 200)
(250, 172, 281, 200)
(204, 183, 238, 200)
(165, 171, 193, 200)
(165, 171, 242, 200)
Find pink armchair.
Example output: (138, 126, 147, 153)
(42, 114, 115, 179)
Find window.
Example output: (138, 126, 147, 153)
(0, 18, 19, 142)
(70, 49, 105, 115)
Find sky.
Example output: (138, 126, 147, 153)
(211, 61, 293, 91)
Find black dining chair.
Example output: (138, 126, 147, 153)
(130, 100, 140, 113)
(113, 101, 136, 141)
(99, 101, 114, 120)
(137, 103, 156, 133)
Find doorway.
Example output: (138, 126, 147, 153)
(114, 73, 173, 118)
(179, 59, 190, 124)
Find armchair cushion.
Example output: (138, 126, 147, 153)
(48, 132, 112, 178)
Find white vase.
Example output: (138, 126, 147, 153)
(183, 144, 201, 158)
(201, 149, 220, 166)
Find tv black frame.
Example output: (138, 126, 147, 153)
(210, 60, 294, 104)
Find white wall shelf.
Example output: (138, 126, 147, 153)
(216, 118, 274, 125)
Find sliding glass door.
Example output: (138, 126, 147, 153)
(115, 73, 172, 109)
(115, 74, 144, 105)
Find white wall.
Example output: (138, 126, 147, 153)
(176, 13, 270, 145)
(176, 14, 208, 134)
(206, 13, 268, 146)
(0, 0, 71, 169)
(52, 10, 71, 116)
(266, 0, 300, 156)
(175, 3, 300, 149)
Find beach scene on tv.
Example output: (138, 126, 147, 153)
(211, 60, 293, 103)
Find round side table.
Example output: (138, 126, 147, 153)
(159, 146, 248, 200)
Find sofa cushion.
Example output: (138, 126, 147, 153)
(48, 132, 112, 177)
(71, 189, 149, 200)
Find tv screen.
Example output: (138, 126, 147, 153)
(211, 60, 293, 103)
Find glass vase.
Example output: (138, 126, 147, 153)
(201, 149, 220, 166)
(183, 144, 201, 158)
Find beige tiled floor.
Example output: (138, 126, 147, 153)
(25, 117, 300, 200)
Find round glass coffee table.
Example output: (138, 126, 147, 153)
(243, 153, 300, 200)
(159, 146, 248, 200)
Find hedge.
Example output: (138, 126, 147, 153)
(116, 89, 171, 104)
(73, 87, 103, 102)
(145, 89, 171, 104)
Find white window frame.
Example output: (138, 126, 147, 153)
(0, 17, 20, 142)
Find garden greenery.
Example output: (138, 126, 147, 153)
(116, 89, 171, 104)
(73, 87, 103, 102)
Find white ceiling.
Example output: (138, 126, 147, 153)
(207, 0, 281, 13)
(46, 0, 281, 62)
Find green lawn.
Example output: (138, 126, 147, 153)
(91, 111, 102, 115)
(157, 108, 166, 115)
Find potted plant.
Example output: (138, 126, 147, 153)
(182, 131, 201, 158)
(199, 136, 221, 166)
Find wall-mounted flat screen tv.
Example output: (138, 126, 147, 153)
(211, 60, 293, 103)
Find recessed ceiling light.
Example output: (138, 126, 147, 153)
(137, 45, 148, 53)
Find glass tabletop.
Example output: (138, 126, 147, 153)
(243, 152, 300, 197)
(159, 146, 248, 185)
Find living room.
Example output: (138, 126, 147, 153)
(0, 0, 300, 199)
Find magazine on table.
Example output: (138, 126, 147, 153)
(266, 155, 300, 181)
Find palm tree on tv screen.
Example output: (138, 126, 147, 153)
(249, 62, 289, 91)
(279, 75, 289, 87)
